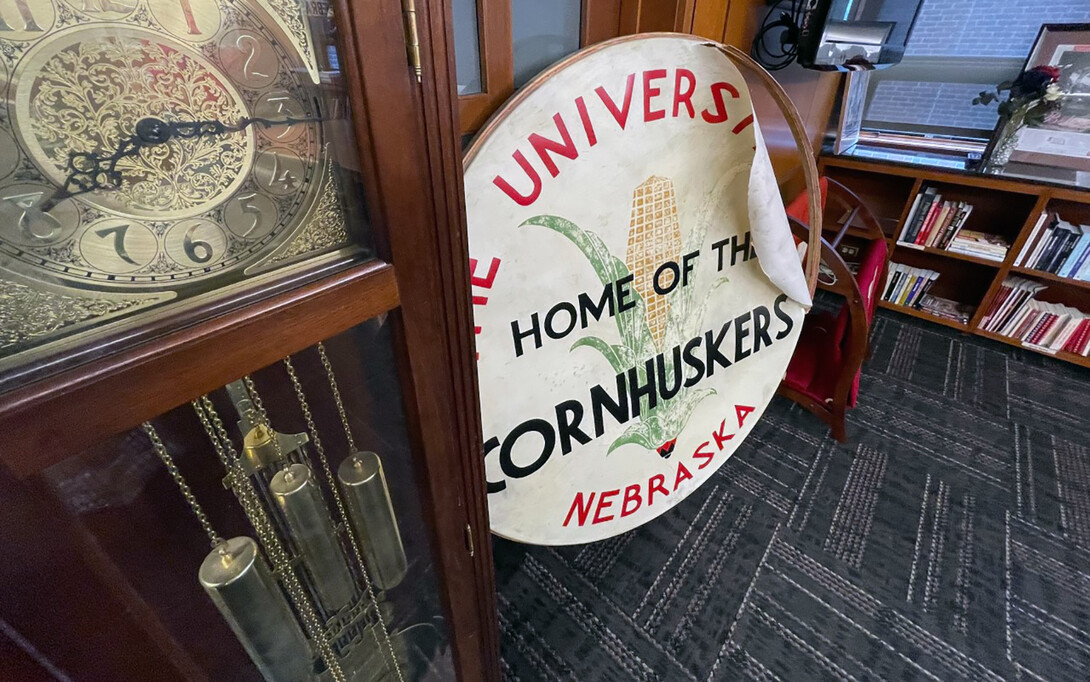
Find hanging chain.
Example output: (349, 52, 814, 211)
(283, 354, 406, 682)
(192, 396, 348, 682)
(141, 422, 224, 548)
(317, 342, 356, 452)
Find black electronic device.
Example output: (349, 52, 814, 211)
(753, 0, 925, 72)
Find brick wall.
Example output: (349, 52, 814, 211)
(865, 0, 1090, 134)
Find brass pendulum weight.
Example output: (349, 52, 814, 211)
(338, 451, 408, 590)
(142, 423, 314, 682)
(199, 538, 314, 682)
(270, 463, 357, 613)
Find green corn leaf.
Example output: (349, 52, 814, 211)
(522, 214, 653, 359)
(571, 336, 632, 373)
(607, 415, 664, 455)
(660, 387, 716, 438)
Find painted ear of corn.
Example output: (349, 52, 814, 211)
(626, 176, 682, 353)
(520, 174, 728, 457)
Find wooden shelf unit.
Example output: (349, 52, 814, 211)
(820, 155, 1090, 367)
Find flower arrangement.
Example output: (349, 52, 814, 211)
(973, 65, 1064, 166)
(974, 65, 1063, 123)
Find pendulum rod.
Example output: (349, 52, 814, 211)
(283, 353, 406, 682)
(141, 422, 224, 548)
(192, 396, 347, 682)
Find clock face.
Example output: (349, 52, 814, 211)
(0, 0, 361, 363)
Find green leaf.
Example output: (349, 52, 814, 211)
(660, 387, 716, 438)
(607, 419, 655, 454)
(606, 415, 666, 455)
(522, 214, 654, 360)
(570, 336, 631, 373)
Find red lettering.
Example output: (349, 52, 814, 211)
(673, 461, 693, 490)
(732, 114, 754, 135)
(621, 484, 642, 517)
(529, 113, 578, 178)
(593, 489, 619, 524)
(563, 491, 596, 527)
(672, 68, 696, 118)
(701, 81, 740, 124)
(711, 419, 734, 450)
(648, 473, 668, 506)
(595, 73, 636, 130)
(643, 68, 667, 122)
(736, 404, 756, 428)
(469, 257, 501, 289)
(493, 150, 542, 206)
(575, 95, 597, 147)
(693, 440, 714, 469)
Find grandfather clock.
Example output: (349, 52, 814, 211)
(0, 0, 499, 679)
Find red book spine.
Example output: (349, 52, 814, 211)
(916, 200, 944, 245)
(1029, 314, 1057, 345)
(1066, 320, 1090, 353)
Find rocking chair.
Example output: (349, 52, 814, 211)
(778, 177, 889, 442)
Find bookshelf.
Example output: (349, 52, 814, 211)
(819, 155, 1090, 369)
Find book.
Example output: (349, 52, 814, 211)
(917, 294, 973, 324)
(1017, 211, 1051, 265)
(915, 197, 945, 245)
(1058, 226, 1090, 278)
(924, 202, 954, 247)
(1038, 221, 1077, 272)
(1066, 233, 1090, 280)
(902, 188, 937, 243)
(941, 202, 973, 249)
(899, 193, 925, 242)
(1026, 219, 1058, 269)
(1046, 227, 1082, 273)
(947, 230, 1009, 261)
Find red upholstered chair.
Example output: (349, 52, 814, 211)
(778, 178, 889, 442)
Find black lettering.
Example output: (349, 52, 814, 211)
(653, 260, 680, 295)
(627, 358, 657, 417)
(704, 321, 732, 375)
(484, 436, 505, 493)
(545, 301, 577, 339)
(656, 345, 682, 400)
(578, 285, 616, 326)
(511, 313, 542, 357)
(590, 373, 630, 437)
(712, 237, 729, 270)
(682, 335, 705, 387)
(774, 293, 794, 340)
(555, 400, 591, 455)
(681, 250, 699, 286)
(734, 310, 752, 361)
(499, 419, 556, 479)
(753, 305, 772, 353)
(730, 232, 752, 266)
(617, 274, 636, 313)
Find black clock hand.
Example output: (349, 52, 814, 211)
(41, 115, 322, 211)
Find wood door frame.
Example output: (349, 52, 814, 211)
(457, 0, 624, 135)
(0, 0, 500, 678)
(458, 0, 514, 135)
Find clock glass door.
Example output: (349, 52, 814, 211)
(0, 0, 369, 388)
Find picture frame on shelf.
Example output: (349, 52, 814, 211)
(834, 71, 872, 155)
(1003, 24, 1090, 172)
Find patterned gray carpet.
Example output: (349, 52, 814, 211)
(492, 309, 1090, 681)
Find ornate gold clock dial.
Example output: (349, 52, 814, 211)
(15, 27, 255, 219)
(0, 0, 356, 361)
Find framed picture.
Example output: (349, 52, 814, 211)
(1005, 24, 1090, 172)
(834, 71, 872, 155)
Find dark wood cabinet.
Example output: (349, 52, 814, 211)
(0, 0, 498, 679)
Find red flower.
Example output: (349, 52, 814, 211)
(1029, 65, 1061, 82)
